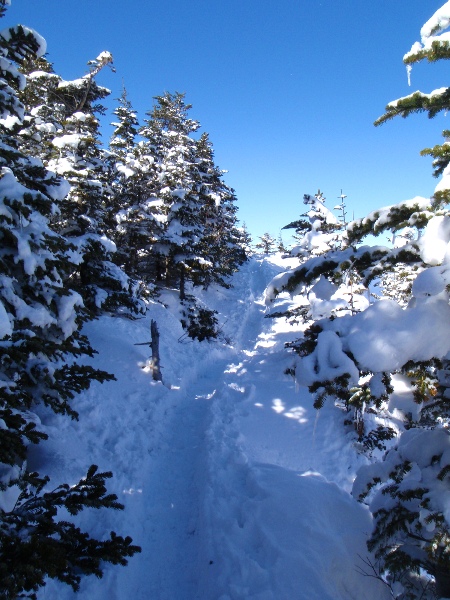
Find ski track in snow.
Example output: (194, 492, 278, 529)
(37, 257, 390, 600)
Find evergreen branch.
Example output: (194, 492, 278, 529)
(375, 88, 450, 126)
(0, 466, 141, 598)
(404, 40, 450, 65)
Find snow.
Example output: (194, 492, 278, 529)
(0, 299, 12, 338)
(52, 133, 83, 150)
(436, 163, 450, 195)
(420, 2, 450, 41)
(348, 196, 431, 236)
(96, 50, 113, 64)
(353, 427, 450, 552)
(297, 330, 360, 386)
(57, 292, 83, 338)
(404, 2, 450, 64)
(418, 215, 450, 265)
(303, 297, 450, 375)
(34, 255, 390, 600)
(0, 114, 20, 129)
(0, 25, 47, 57)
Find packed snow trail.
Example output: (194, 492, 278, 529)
(37, 256, 390, 600)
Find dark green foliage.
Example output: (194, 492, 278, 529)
(421, 130, 450, 179)
(375, 89, 450, 125)
(285, 322, 323, 357)
(347, 200, 436, 244)
(404, 39, 450, 64)
(0, 5, 140, 596)
(0, 410, 47, 471)
(360, 425, 396, 453)
(181, 296, 219, 341)
(364, 453, 450, 599)
(282, 218, 312, 233)
(255, 232, 276, 254)
(404, 359, 441, 405)
(0, 466, 141, 599)
(309, 374, 353, 410)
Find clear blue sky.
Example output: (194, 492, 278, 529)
(4, 1, 449, 241)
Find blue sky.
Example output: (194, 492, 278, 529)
(5, 1, 449, 241)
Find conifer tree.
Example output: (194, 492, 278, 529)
(43, 53, 142, 315)
(355, 6, 450, 597)
(140, 92, 246, 300)
(17, 54, 63, 163)
(265, 5, 450, 597)
(139, 92, 205, 299)
(255, 232, 276, 254)
(109, 84, 139, 161)
(277, 232, 287, 254)
(192, 132, 246, 289)
(283, 190, 343, 258)
(239, 222, 253, 255)
(266, 191, 363, 325)
(0, 4, 140, 596)
(107, 86, 162, 284)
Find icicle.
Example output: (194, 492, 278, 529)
(406, 64, 412, 87)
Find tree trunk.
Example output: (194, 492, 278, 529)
(150, 319, 162, 382)
(179, 264, 186, 301)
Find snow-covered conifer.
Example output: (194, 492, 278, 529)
(140, 92, 246, 301)
(109, 84, 139, 160)
(239, 222, 254, 255)
(139, 92, 204, 299)
(265, 4, 450, 596)
(266, 191, 364, 326)
(255, 232, 276, 255)
(0, 5, 140, 596)
(106, 87, 163, 284)
(191, 132, 247, 289)
(44, 54, 142, 315)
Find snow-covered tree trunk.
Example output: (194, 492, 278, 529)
(150, 319, 162, 382)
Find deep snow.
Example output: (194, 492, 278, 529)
(35, 255, 390, 600)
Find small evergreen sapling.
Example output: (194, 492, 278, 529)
(255, 232, 276, 254)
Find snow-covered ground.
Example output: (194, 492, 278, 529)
(36, 255, 390, 600)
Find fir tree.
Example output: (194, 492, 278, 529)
(140, 92, 246, 302)
(44, 52, 142, 316)
(139, 92, 204, 299)
(277, 232, 287, 254)
(191, 132, 246, 289)
(239, 222, 253, 255)
(109, 84, 139, 161)
(0, 4, 140, 595)
(106, 86, 162, 285)
(255, 232, 276, 254)
(283, 191, 343, 259)
(266, 191, 360, 326)
(265, 5, 450, 597)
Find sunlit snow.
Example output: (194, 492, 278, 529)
(35, 255, 390, 600)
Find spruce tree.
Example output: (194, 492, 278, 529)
(42, 53, 142, 316)
(139, 92, 205, 299)
(192, 131, 246, 289)
(255, 232, 276, 254)
(107, 87, 164, 285)
(356, 5, 450, 597)
(283, 191, 343, 258)
(0, 4, 140, 596)
(265, 5, 450, 597)
(239, 222, 253, 255)
(139, 92, 247, 339)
